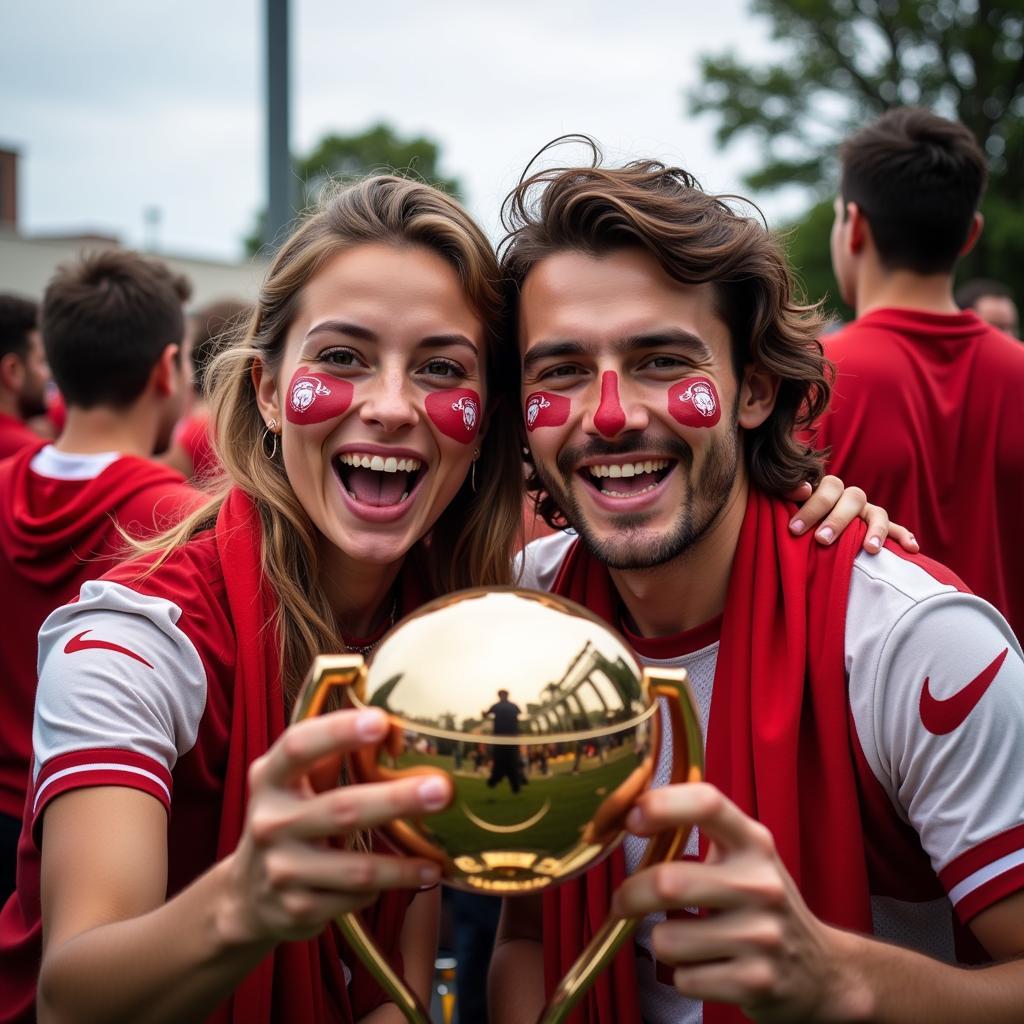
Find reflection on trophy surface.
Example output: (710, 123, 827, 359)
(292, 587, 702, 1023)
(298, 589, 681, 890)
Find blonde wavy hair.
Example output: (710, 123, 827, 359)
(145, 175, 524, 701)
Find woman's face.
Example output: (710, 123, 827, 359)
(255, 242, 486, 570)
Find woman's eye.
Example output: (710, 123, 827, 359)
(422, 359, 465, 378)
(321, 348, 359, 368)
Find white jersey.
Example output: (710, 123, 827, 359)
(519, 532, 1024, 1024)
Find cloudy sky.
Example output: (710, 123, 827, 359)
(0, 0, 803, 264)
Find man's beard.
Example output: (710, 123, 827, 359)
(534, 429, 739, 571)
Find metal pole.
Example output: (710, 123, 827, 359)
(265, 0, 291, 249)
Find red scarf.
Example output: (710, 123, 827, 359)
(212, 488, 410, 1024)
(543, 489, 874, 1024)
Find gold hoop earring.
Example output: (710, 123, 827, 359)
(471, 447, 480, 493)
(262, 419, 279, 460)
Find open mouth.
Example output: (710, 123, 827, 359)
(580, 458, 675, 499)
(334, 452, 426, 508)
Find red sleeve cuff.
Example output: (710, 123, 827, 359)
(939, 823, 1024, 924)
(32, 748, 172, 842)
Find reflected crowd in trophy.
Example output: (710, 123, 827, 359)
(1, 70, 1023, 1024)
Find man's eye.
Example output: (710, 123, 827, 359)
(645, 356, 685, 370)
(545, 365, 583, 379)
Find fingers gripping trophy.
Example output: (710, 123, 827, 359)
(292, 588, 704, 1024)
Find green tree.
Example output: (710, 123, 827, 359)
(689, 1, 1024, 317)
(245, 122, 463, 256)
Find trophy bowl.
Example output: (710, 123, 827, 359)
(292, 587, 703, 1024)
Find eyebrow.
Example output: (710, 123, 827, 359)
(304, 320, 479, 354)
(522, 328, 712, 373)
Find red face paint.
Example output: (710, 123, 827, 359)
(667, 376, 721, 427)
(593, 371, 626, 438)
(425, 388, 481, 444)
(524, 391, 571, 432)
(285, 367, 354, 424)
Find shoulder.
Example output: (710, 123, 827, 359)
(515, 530, 577, 593)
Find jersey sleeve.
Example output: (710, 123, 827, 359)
(31, 579, 208, 831)
(850, 566, 1024, 924)
(515, 531, 576, 592)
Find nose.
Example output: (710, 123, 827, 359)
(359, 368, 420, 433)
(584, 371, 646, 439)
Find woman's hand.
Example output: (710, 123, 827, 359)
(218, 707, 450, 946)
(785, 477, 919, 555)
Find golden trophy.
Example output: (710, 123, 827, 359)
(291, 587, 703, 1024)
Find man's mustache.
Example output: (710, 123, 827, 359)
(555, 435, 694, 477)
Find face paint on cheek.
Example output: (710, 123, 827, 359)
(524, 391, 571, 431)
(284, 367, 354, 424)
(593, 371, 626, 438)
(424, 388, 481, 444)
(667, 376, 722, 427)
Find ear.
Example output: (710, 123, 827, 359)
(845, 201, 868, 254)
(0, 352, 24, 392)
(736, 362, 779, 431)
(959, 211, 984, 257)
(150, 344, 180, 397)
(252, 356, 281, 428)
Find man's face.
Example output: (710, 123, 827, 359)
(519, 248, 750, 571)
(974, 295, 1019, 338)
(17, 329, 50, 419)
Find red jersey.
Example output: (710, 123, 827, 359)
(814, 308, 1024, 638)
(173, 410, 221, 482)
(0, 414, 41, 461)
(0, 445, 202, 820)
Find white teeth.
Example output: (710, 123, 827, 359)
(600, 483, 660, 497)
(588, 459, 669, 479)
(337, 452, 423, 473)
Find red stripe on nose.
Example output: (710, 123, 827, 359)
(594, 371, 626, 437)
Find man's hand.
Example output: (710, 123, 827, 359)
(614, 783, 869, 1023)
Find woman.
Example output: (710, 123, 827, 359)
(0, 175, 900, 1024)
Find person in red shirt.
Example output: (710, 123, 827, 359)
(0, 251, 204, 902)
(0, 295, 50, 459)
(490, 148, 1024, 1024)
(164, 298, 251, 484)
(817, 107, 1024, 640)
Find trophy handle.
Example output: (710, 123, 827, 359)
(292, 655, 433, 1024)
(539, 667, 703, 1024)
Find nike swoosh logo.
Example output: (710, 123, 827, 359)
(64, 630, 154, 669)
(919, 647, 1008, 735)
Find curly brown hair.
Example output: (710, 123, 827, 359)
(498, 138, 830, 528)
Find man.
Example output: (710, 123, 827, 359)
(489, 153, 1024, 1023)
(0, 295, 50, 459)
(0, 250, 204, 899)
(955, 278, 1019, 338)
(818, 107, 1024, 639)
(483, 688, 523, 793)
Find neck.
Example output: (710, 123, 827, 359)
(610, 476, 749, 638)
(854, 262, 960, 318)
(318, 541, 404, 639)
(55, 403, 161, 458)
(0, 392, 22, 420)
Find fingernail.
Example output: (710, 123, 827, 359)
(626, 806, 646, 832)
(418, 776, 450, 811)
(790, 518, 805, 534)
(355, 709, 388, 741)
(867, 535, 881, 551)
(420, 864, 441, 885)
(909, 534, 918, 546)
(817, 526, 835, 544)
